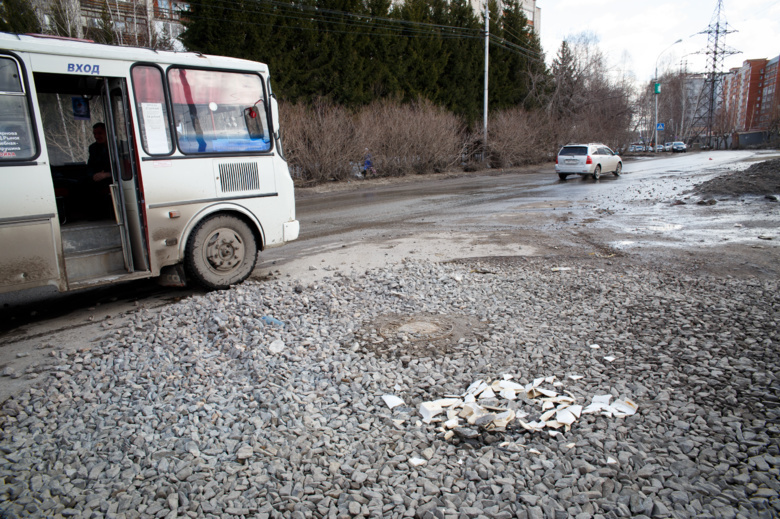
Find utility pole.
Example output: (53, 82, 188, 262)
(483, 0, 489, 162)
(695, 0, 739, 148)
(654, 39, 682, 154)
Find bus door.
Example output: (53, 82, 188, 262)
(103, 78, 149, 272)
(0, 54, 64, 293)
(26, 69, 149, 288)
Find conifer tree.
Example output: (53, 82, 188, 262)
(0, 0, 41, 33)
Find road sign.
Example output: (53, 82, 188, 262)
(656, 123, 665, 131)
(654, 83, 661, 94)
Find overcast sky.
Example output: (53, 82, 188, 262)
(537, 0, 780, 83)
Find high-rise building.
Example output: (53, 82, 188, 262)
(468, 0, 541, 35)
(721, 55, 780, 132)
(758, 55, 780, 130)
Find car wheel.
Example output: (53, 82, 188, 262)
(613, 162, 622, 177)
(558, 173, 568, 181)
(185, 214, 258, 290)
(592, 165, 601, 180)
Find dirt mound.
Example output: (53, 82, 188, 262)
(693, 158, 780, 198)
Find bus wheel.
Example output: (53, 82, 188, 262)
(185, 215, 258, 289)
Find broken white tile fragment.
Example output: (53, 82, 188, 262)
(420, 402, 443, 423)
(568, 374, 584, 380)
(555, 408, 577, 426)
(589, 344, 600, 349)
(432, 398, 461, 408)
(502, 374, 514, 380)
(565, 443, 576, 449)
(444, 418, 460, 429)
(499, 389, 517, 400)
(603, 356, 616, 362)
(498, 380, 524, 391)
(444, 430, 454, 440)
(548, 430, 560, 437)
(478, 387, 496, 400)
(606, 457, 618, 465)
(544, 376, 556, 384)
(382, 395, 404, 409)
(465, 380, 487, 396)
(551, 267, 571, 272)
(528, 448, 541, 454)
(492, 410, 515, 428)
(611, 399, 638, 417)
(409, 457, 427, 467)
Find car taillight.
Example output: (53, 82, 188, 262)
(555, 156, 558, 164)
(586, 155, 592, 164)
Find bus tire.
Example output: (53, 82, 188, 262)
(185, 215, 258, 290)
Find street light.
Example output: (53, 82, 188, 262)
(654, 39, 682, 152)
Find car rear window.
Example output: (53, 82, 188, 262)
(559, 146, 587, 155)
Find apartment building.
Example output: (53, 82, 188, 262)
(468, 0, 541, 35)
(758, 55, 779, 129)
(722, 55, 780, 131)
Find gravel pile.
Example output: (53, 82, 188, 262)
(1, 257, 779, 519)
(693, 158, 780, 198)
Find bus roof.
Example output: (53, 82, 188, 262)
(0, 31, 269, 74)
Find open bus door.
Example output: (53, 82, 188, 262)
(20, 70, 150, 289)
(103, 78, 149, 273)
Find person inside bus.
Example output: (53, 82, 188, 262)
(79, 122, 114, 220)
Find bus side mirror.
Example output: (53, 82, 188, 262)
(270, 95, 280, 138)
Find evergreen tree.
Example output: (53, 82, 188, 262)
(550, 40, 578, 117)
(86, 5, 116, 45)
(0, 0, 41, 34)
(435, 0, 481, 122)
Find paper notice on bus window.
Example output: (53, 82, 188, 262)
(141, 103, 170, 154)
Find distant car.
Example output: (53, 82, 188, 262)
(655, 145, 664, 152)
(635, 145, 645, 152)
(672, 141, 687, 153)
(555, 143, 622, 181)
(664, 142, 673, 152)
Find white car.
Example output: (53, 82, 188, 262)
(555, 143, 622, 181)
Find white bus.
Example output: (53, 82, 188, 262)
(0, 32, 299, 293)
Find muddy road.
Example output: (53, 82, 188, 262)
(1, 149, 778, 402)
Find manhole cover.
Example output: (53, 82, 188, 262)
(355, 313, 482, 358)
(397, 321, 441, 334)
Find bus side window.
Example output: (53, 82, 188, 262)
(167, 67, 271, 154)
(131, 65, 173, 155)
(0, 57, 37, 161)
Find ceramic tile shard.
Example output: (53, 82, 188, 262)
(382, 395, 404, 409)
(418, 376, 639, 436)
(604, 356, 616, 362)
(479, 387, 496, 400)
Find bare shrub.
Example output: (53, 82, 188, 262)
(356, 99, 463, 176)
(279, 99, 362, 184)
(488, 108, 557, 167)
